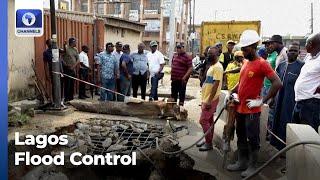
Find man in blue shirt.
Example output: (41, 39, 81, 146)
(98, 42, 119, 101)
(118, 44, 133, 101)
(131, 43, 149, 100)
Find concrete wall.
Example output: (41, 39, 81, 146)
(8, 0, 35, 101)
(104, 26, 142, 51)
(286, 124, 320, 180)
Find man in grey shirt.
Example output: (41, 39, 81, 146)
(131, 43, 149, 100)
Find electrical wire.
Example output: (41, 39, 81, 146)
(243, 140, 320, 180)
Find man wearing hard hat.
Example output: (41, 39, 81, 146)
(226, 30, 282, 177)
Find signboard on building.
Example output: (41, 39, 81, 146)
(129, 10, 139, 22)
(143, 20, 160, 32)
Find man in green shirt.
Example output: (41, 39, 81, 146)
(63, 37, 80, 102)
(261, 39, 278, 141)
(262, 40, 278, 97)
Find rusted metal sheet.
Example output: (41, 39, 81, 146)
(34, 13, 95, 97)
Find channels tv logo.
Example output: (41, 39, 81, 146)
(16, 9, 43, 37)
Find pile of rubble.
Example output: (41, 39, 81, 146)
(61, 118, 167, 156)
(20, 118, 216, 180)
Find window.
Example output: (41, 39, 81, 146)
(147, 0, 160, 12)
(131, 0, 140, 10)
(114, 3, 121, 15)
(97, 0, 105, 15)
(80, 0, 88, 12)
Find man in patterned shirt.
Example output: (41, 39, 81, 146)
(98, 42, 119, 101)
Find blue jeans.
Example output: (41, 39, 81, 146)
(100, 78, 115, 101)
(118, 75, 131, 101)
(150, 76, 159, 100)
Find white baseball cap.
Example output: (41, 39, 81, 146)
(237, 30, 261, 48)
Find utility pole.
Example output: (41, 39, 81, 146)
(168, 0, 176, 65)
(311, 2, 314, 34)
(159, 0, 164, 52)
(191, 0, 195, 57)
(188, 0, 192, 52)
(50, 0, 61, 109)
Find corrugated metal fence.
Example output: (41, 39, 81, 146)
(34, 11, 95, 98)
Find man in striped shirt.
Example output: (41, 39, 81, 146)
(171, 43, 193, 106)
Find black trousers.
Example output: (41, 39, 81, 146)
(63, 67, 75, 101)
(132, 72, 147, 100)
(78, 68, 88, 97)
(236, 113, 261, 152)
(292, 98, 320, 131)
(171, 80, 187, 105)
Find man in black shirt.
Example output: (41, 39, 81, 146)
(43, 39, 53, 102)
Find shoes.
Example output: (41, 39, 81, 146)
(227, 149, 248, 171)
(83, 94, 90, 98)
(241, 150, 258, 177)
(149, 98, 154, 101)
(196, 141, 205, 147)
(199, 143, 213, 151)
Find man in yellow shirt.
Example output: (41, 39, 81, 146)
(225, 51, 244, 90)
(197, 46, 224, 151)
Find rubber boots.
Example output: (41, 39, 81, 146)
(226, 150, 248, 171)
(241, 150, 258, 177)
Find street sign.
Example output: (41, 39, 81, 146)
(15, 0, 43, 37)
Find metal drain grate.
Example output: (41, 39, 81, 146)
(87, 121, 164, 155)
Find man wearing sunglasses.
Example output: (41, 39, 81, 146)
(171, 43, 193, 106)
(227, 30, 282, 177)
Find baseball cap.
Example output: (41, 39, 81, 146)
(68, 37, 76, 44)
(227, 40, 236, 45)
(215, 42, 223, 47)
(150, 40, 158, 47)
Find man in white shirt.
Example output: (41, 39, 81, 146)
(78, 45, 90, 99)
(112, 41, 123, 100)
(147, 40, 165, 101)
(293, 32, 320, 130)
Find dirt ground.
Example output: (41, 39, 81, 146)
(8, 73, 285, 180)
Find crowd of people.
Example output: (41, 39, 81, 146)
(43, 38, 169, 104)
(194, 30, 320, 177)
(43, 30, 320, 178)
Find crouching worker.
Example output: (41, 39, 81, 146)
(226, 30, 282, 177)
(196, 46, 223, 151)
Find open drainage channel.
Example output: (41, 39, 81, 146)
(11, 118, 216, 180)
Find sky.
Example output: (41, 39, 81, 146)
(192, 0, 320, 37)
